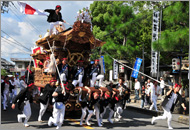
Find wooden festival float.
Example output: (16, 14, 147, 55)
(31, 21, 118, 112)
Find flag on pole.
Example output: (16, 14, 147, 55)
(131, 58, 142, 79)
(17, 1, 47, 16)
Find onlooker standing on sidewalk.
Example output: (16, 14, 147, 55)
(160, 77, 165, 96)
(140, 76, 145, 94)
(145, 83, 151, 107)
(151, 84, 186, 129)
(149, 81, 161, 111)
(147, 79, 153, 87)
(134, 79, 140, 103)
(140, 85, 145, 108)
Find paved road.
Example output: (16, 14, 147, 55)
(1, 103, 189, 129)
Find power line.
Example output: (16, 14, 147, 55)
(9, 5, 42, 35)
(11, 2, 44, 34)
(1, 37, 31, 54)
(1, 30, 31, 51)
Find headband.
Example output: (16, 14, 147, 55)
(178, 85, 182, 88)
(115, 96, 119, 101)
(174, 83, 178, 88)
(105, 93, 110, 98)
(28, 83, 34, 87)
(65, 87, 70, 90)
(62, 58, 67, 60)
(50, 80, 57, 83)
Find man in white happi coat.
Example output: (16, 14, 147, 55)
(14, 73, 21, 95)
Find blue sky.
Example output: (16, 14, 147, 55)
(1, 1, 93, 63)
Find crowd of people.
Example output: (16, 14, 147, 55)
(1, 65, 186, 130)
(133, 76, 167, 111)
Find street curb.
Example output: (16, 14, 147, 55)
(126, 106, 163, 116)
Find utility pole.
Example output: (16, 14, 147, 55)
(142, 42, 144, 73)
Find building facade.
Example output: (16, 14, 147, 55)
(10, 58, 31, 76)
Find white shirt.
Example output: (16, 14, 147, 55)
(9, 80, 15, 86)
(1, 79, 4, 83)
(20, 80, 27, 89)
(160, 80, 165, 89)
(149, 85, 161, 99)
(134, 81, 140, 90)
(4, 82, 10, 92)
(14, 77, 20, 88)
(145, 88, 150, 95)
(147, 82, 154, 88)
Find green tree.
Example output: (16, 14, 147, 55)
(90, 1, 140, 71)
(1, 69, 8, 76)
(153, 1, 189, 52)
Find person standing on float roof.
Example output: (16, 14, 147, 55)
(44, 5, 66, 35)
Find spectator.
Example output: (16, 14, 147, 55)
(140, 85, 145, 108)
(149, 81, 161, 111)
(147, 79, 154, 87)
(134, 79, 140, 103)
(160, 77, 165, 96)
(145, 82, 151, 107)
(140, 75, 145, 93)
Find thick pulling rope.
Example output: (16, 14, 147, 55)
(46, 39, 66, 95)
(104, 51, 171, 87)
(65, 22, 73, 27)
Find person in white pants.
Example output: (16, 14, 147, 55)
(1, 76, 12, 111)
(9, 76, 16, 104)
(148, 81, 161, 111)
(38, 78, 56, 122)
(72, 60, 84, 87)
(11, 81, 35, 127)
(14, 73, 21, 95)
(99, 91, 115, 125)
(89, 59, 104, 87)
(151, 84, 186, 129)
(113, 78, 127, 121)
(48, 83, 73, 129)
(58, 58, 69, 84)
(20, 76, 27, 90)
(44, 5, 66, 35)
(80, 87, 101, 126)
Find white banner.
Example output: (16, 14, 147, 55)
(151, 11, 160, 76)
(113, 60, 118, 79)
